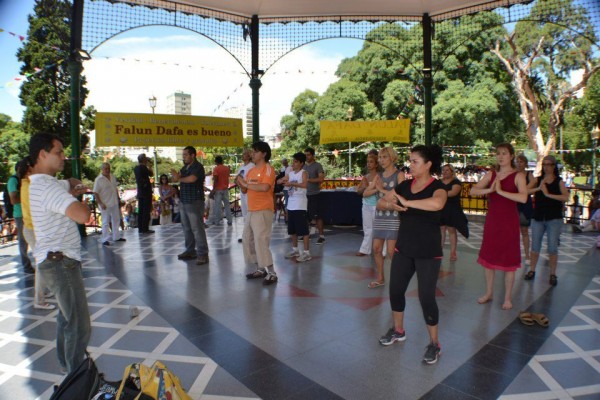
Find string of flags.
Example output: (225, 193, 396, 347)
(211, 82, 245, 114)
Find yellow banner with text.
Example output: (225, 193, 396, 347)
(319, 119, 410, 144)
(95, 113, 244, 147)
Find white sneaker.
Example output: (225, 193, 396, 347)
(296, 253, 312, 262)
(34, 303, 56, 310)
(285, 250, 300, 259)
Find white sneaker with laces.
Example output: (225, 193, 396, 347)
(285, 250, 300, 259)
(296, 253, 312, 262)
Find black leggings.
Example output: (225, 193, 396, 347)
(389, 251, 441, 326)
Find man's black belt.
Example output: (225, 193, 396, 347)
(47, 251, 64, 261)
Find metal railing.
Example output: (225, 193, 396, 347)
(460, 183, 596, 222)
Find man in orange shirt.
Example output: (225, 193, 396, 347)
(207, 155, 233, 226)
(236, 141, 278, 285)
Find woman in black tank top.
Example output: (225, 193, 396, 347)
(524, 155, 569, 286)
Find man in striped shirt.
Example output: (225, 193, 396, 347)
(29, 133, 92, 374)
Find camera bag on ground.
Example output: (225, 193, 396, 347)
(49, 354, 101, 400)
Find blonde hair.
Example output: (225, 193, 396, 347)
(442, 163, 455, 177)
(378, 146, 398, 164)
(242, 148, 252, 159)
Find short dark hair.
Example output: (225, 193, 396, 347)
(304, 147, 315, 156)
(16, 158, 30, 179)
(410, 144, 443, 175)
(292, 152, 306, 164)
(215, 155, 223, 164)
(252, 141, 271, 162)
(29, 133, 63, 166)
(183, 146, 196, 157)
(137, 153, 147, 163)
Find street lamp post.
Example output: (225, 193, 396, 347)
(347, 106, 354, 176)
(592, 125, 600, 189)
(148, 95, 159, 187)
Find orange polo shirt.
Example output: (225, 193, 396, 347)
(247, 163, 276, 212)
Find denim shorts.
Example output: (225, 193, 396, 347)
(531, 218, 563, 255)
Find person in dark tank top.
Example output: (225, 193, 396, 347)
(523, 155, 569, 287)
(377, 144, 447, 365)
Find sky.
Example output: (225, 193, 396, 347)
(0, 0, 361, 136)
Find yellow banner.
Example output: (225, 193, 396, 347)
(95, 112, 243, 147)
(319, 119, 410, 144)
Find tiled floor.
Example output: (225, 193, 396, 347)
(0, 219, 598, 399)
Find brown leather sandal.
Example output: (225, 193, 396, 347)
(518, 311, 534, 326)
(531, 313, 550, 328)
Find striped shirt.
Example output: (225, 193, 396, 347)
(29, 174, 81, 264)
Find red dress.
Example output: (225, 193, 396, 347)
(477, 171, 522, 271)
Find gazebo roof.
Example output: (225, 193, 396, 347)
(114, 0, 531, 22)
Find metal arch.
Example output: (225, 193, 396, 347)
(86, 25, 252, 78)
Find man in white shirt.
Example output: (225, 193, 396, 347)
(29, 133, 91, 374)
(236, 148, 255, 243)
(93, 162, 125, 246)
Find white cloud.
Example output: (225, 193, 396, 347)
(83, 33, 349, 136)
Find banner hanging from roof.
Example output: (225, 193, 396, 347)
(319, 120, 410, 144)
(95, 112, 243, 147)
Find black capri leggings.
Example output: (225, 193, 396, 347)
(389, 251, 442, 326)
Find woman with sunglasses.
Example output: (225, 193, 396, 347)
(524, 155, 569, 286)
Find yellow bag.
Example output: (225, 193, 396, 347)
(116, 361, 192, 400)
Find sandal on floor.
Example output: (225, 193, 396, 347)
(549, 275, 558, 286)
(518, 311, 534, 326)
(368, 281, 385, 289)
(524, 270, 536, 280)
(531, 313, 550, 327)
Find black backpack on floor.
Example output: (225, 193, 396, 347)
(50, 355, 101, 400)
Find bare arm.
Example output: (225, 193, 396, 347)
(496, 172, 528, 204)
(284, 171, 308, 189)
(447, 183, 462, 198)
(356, 176, 368, 195)
(395, 188, 448, 212)
(376, 189, 403, 211)
(8, 190, 19, 205)
(539, 180, 569, 202)
(470, 171, 494, 196)
(65, 201, 91, 224)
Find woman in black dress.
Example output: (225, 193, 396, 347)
(440, 164, 468, 261)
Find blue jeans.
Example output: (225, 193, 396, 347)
(38, 256, 91, 373)
(180, 199, 209, 256)
(15, 217, 32, 269)
(531, 218, 562, 255)
(208, 189, 232, 224)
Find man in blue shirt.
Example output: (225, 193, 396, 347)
(171, 146, 209, 265)
(8, 160, 34, 274)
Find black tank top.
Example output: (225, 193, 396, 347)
(533, 177, 563, 221)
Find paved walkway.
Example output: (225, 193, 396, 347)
(0, 220, 598, 399)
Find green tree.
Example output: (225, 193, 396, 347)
(491, 0, 599, 167)
(16, 0, 94, 171)
(280, 10, 521, 166)
(0, 114, 31, 183)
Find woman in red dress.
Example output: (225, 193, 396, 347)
(470, 143, 528, 310)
